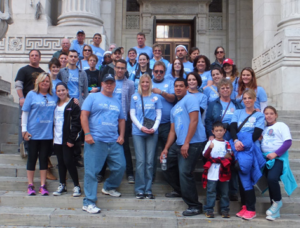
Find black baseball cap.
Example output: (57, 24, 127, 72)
(103, 74, 115, 82)
(77, 30, 85, 35)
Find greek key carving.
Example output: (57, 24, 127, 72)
(25, 38, 61, 51)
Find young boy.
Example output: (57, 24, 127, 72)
(202, 121, 232, 218)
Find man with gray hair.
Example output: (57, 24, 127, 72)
(52, 38, 71, 59)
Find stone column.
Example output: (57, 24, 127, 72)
(57, 0, 103, 26)
(278, 0, 300, 30)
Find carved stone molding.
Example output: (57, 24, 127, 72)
(208, 16, 223, 30)
(126, 15, 140, 29)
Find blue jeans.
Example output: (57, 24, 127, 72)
(163, 142, 205, 209)
(204, 180, 229, 212)
(132, 134, 158, 194)
(83, 141, 125, 206)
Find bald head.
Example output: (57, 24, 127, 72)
(61, 38, 71, 52)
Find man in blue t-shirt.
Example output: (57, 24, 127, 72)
(127, 48, 138, 75)
(90, 33, 105, 69)
(149, 43, 170, 70)
(133, 32, 153, 60)
(81, 74, 126, 214)
(160, 78, 206, 217)
(70, 30, 87, 58)
(151, 61, 175, 179)
(166, 45, 193, 76)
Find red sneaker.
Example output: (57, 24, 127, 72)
(242, 210, 256, 220)
(236, 205, 247, 218)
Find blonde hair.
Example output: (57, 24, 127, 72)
(33, 72, 53, 95)
(242, 89, 256, 100)
(138, 73, 152, 96)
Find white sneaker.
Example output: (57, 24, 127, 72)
(102, 188, 121, 197)
(82, 204, 101, 214)
(73, 186, 81, 197)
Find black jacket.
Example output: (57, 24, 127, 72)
(60, 98, 81, 144)
(99, 62, 129, 83)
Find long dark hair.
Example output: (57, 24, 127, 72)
(171, 58, 184, 78)
(193, 55, 211, 72)
(136, 53, 152, 77)
(238, 67, 257, 96)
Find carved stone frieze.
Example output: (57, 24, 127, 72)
(8, 37, 22, 51)
(208, 16, 222, 30)
(126, 15, 140, 29)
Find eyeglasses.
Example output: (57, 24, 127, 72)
(220, 87, 231, 90)
(216, 51, 224, 54)
(83, 49, 92, 52)
(43, 95, 48, 104)
(154, 70, 164, 74)
(116, 67, 126, 71)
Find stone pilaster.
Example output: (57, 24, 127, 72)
(57, 0, 103, 26)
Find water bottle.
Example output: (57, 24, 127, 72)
(161, 154, 167, 171)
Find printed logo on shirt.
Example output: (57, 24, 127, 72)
(133, 95, 138, 100)
(164, 84, 169, 88)
(249, 117, 256, 123)
(152, 96, 158, 102)
(267, 129, 275, 136)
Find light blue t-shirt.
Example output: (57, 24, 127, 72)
(127, 61, 138, 75)
(220, 100, 236, 124)
(187, 91, 208, 111)
(81, 93, 125, 143)
(90, 44, 104, 68)
(170, 94, 207, 145)
(204, 85, 219, 105)
(166, 61, 193, 76)
(22, 91, 56, 140)
(78, 59, 90, 71)
(130, 92, 162, 136)
(134, 46, 153, 60)
(70, 40, 86, 58)
(152, 78, 174, 124)
(68, 68, 80, 99)
(231, 109, 265, 134)
(149, 58, 170, 70)
(51, 78, 61, 101)
(230, 77, 239, 100)
(113, 79, 123, 103)
(129, 71, 143, 92)
(199, 71, 212, 89)
(235, 86, 267, 110)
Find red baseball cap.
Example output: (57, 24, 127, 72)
(223, 58, 234, 65)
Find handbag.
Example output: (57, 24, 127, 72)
(140, 94, 155, 129)
(234, 110, 257, 171)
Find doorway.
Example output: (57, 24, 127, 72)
(154, 21, 194, 63)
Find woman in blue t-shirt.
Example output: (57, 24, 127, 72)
(204, 67, 223, 105)
(22, 73, 57, 196)
(236, 67, 267, 112)
(193, 55, 213, 90)
(165, 58, 184, 82)
(230, 89, 265, 220)
(129, 53, 152, 92)
(130, 73, 162, 200)
(78, 44, 92, 70)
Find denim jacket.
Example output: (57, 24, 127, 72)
(205, 98, 243, 137)
(57, 67, 88, 107)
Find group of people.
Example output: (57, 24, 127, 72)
(14, 30, 297, 221)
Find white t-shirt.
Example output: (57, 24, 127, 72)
(202, 139, 228, 181)
(261, 122, 292, 152)
(54, 102, 69, 145)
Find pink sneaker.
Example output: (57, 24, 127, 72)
(39, 185, 49, 196)
(242, 210, 256, 220)
(27, 184, 36, 196)
(236, 205, 247, 218)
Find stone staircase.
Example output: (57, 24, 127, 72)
(0, 111, 300, 227)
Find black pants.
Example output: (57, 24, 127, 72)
(163, 142, 205, 209)
(238, 176, 256, 211)
(54, 144, 79, 186)
(265, 159, 283, 202)
(27, 139, 52, 171)
(99, 119, 133, 177)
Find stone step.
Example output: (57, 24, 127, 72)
(290, 140, 300, 150)
(0, 176, 298, 198)
(7, 133, 18, 144)
(290, 131, 300, 139)
(0, 191, 300, 215)
(0, 143, 18, 154)
(1, 206, 300, 228)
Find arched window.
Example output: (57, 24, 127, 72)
(127, 0, 140, 12)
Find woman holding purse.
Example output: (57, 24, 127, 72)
(130, 73, 162, 199)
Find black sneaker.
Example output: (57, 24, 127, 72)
(53, 183, 67, 196)
(136, 193, 144, 199)
(182, 208, 202, 216)
(145, 193, 155, 199)
(205, 211, 215, 218)
(221, 210, 230, 218)
(165, 191, 181, 198)
(75, 160, 84, 168)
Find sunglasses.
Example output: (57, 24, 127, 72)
(83, 49, 92, 52)
(104, 55, 111, 58)
(216, 51, 224, 54)
(43, 95, 48, 104)
(154, 70, 164, 74)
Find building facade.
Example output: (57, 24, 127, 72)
(0, 0, 299, 110)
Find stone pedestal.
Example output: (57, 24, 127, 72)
(57, 0, 103, 26)
(252, 0, 300, 110)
